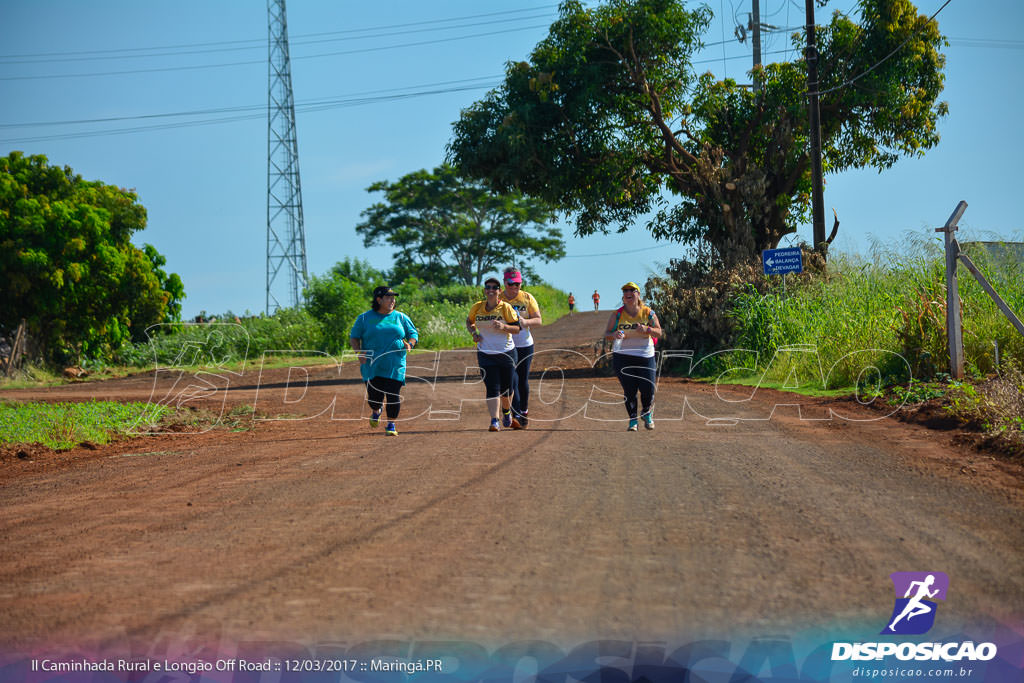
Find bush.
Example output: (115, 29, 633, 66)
(645, 248, 826, 372)
(115, 308, 323, 368)
(647, 234, 1024, 388)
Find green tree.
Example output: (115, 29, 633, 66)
(0, 151, 185, 363)
(449, 0, 947, 267)
(356, 163, 565, 285)
(303, 258, 384, 354)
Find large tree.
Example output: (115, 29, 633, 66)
(1, 152, 184, 362)
(449, 0, 947, 267)
(356, 163, 565, 285)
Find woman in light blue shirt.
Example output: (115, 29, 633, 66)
(349, 285, 419, 436)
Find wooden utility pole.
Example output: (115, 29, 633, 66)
(804, 0, 826, 252)
(752, 0, 762, 91)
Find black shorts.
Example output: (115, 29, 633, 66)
(477, 349, 516, 399)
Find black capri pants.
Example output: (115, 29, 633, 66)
(365, 376, 404, 420)
(477, 349, 517, 399)
(612, 353, 657, 419)
(511, 343, 534, 417)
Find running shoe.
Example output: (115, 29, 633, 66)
(369, 411, 381, 428)
(385, 422, 398, 436)
(518, 413, 529, 429)
(627, 419, 639, 432)
(642, 413, 654, 430)
(502, 410, 513, 428)
(489, 418, 501, 432)
(511, 414, 526, 430)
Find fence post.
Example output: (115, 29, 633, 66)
(5, 320, 26, 378)
(936, 201, 967, 379)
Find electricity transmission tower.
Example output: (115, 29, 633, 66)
(266, 0, 308, 314)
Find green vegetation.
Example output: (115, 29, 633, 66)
(708, 238, 1024, 390)
(304, 257, 568, 353)
(106, 261, 569, 369)
(944, 366, 1024, 438)
(1, 152, 184, 364)
(357, 163, 564, 285)
(114, 308, 322, 369)
(0, 401, 266, 450)
(0, 400, 172, 450)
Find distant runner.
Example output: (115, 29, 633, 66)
(592, 289, 600, 311)
(567, 292, 575, 315)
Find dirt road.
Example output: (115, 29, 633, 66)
(1, 311, 1022, 656)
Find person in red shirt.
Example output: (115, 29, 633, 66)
(592, 290, 600, 311)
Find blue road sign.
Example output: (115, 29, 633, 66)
(762, 247, 803, 275)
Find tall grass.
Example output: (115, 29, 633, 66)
(725, 234, 1024, 388)
(115, 308, 323, 369)
(399, 282, 569, 349)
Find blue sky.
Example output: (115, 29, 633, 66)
(2, 0, 1021, 319)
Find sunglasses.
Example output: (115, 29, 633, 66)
(505, 282, 521, 286)
(484, 285, 500, 291)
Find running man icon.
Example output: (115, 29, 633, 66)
(882, 571, 949, 635)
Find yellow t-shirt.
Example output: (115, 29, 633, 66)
(468, 300, 520, 354)
(611, 305, 656, 357)
(501, 290, 540, 348)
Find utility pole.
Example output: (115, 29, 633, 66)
(266, 0, 309, 314)
(751, 0, 762, 91)
(804, 0, 827, 252)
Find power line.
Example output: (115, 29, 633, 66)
(0, 11, 557, 65)
(0, 5, 559, 61)
(0, 81, 502, 145)
(948, 37, 1024, 49)
(693, 47, 790, 65)
(0, 75, 501, 129)
(563, 245, 669, 258)
(0, 23, 551, 81)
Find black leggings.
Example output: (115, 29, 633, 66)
(478, 349, 516, 399)
(612, 353, 656, 419)
(511, 344, 534, 417)
(366, 376, 404, 420)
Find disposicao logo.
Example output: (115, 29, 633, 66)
(831, 572, 998, 663)
(882, 571, 948, 635)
